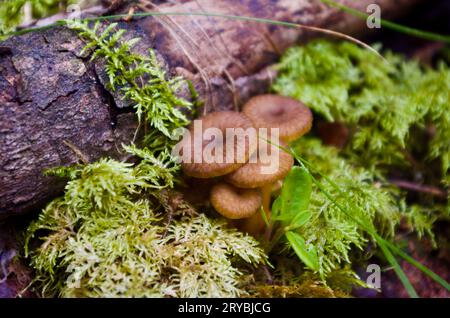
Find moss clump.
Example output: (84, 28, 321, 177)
(25, 160, 266, 297)
(273, 39, 449, 249)
(273, 40, 450, 180)
(289, 137, 401, 276)
(68, 20, 193, 151)
(264, 137, 402, 278)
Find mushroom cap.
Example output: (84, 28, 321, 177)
(181, 111, 256, 178)
(225, 140, 294, 188)
(210, 183, 262, 219)
(242, 94, 313, 142)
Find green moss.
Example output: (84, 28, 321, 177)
(273, 40, 450, 178)
(68, 20, 192, 151)
(272, 40, 449, 255)
(26, 160, 266, 297)
(263, 136, 443, 290)
(273, 137, 401, 276)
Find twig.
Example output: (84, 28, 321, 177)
(18, 5, 108, 29)
(390, 179, 448, 198)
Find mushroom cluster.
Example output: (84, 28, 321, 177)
(181, 94, 313, 235)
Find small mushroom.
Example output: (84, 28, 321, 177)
(181, 111, 256, 178)
(242, 94, 313, 142)
(210, 183, 262, 219)
(225, 140, 294, 234)
(225, 141, 294, 189)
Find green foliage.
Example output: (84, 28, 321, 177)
(285, 231, 319, 273)
(63, 20, 196, 189)
(273, 166, 312, 225)
(26, 160, 266, 297)
(42, 158, 168, 216)
(274, 138, 405, 277)
(271, 167, 319, 272)
(273, 43, 449, 276)
(0, 0, 79, 36)
(273, 40, 450, 178)
(164, 214, 266, 297)
(404, 204, 447, 247)
(0, 0, 27, 35)
(268, 138, 448, 295)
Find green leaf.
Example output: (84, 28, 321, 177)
(277, 166, 312, 224)
(286, 209, 311, 231)
(285, 231, 319, 272)
(271, 196, 282, 219)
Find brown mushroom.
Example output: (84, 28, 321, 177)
(225, 140, 294, 234)
(226, 141, 293, 189)
(242, 94, 313, 142)
(210, 183, 262, 219)
(180, 111, 256, 178)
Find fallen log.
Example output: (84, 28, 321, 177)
(0, 0, 422, 218)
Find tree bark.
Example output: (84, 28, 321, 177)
(0, 0, 422, 218)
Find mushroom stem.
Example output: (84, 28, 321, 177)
(242, 184, 273, 237)
(241, 209, 263, 236)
